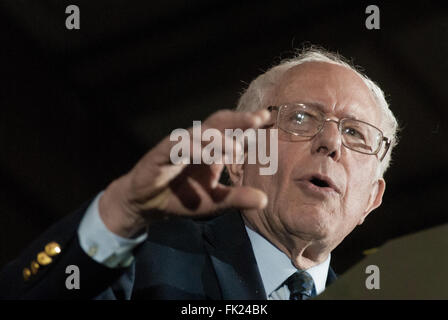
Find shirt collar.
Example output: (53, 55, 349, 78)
(245, 225, 331, 296)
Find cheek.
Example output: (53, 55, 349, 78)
(277, 139, 310, 166)
(271, 142, 306, 190)
(342, 160, 377, 215)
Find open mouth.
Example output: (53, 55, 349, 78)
(309, 177, 330, 188)
(296, 174, 341, 195)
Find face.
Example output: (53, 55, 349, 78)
(232, 62, 386, 264)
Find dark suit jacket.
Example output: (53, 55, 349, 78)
(0, 201, 337, 299)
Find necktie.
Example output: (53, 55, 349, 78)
(284, 271, 316, 300)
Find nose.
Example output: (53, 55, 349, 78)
(311, 119, 342, 161)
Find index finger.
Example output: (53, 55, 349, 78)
(203, 109, 271, 132)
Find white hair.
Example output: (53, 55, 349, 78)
(236, 46, 399, 177)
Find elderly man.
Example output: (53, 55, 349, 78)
(0, 47, 398, 300)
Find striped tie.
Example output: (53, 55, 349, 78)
(285, 271, 316, 300)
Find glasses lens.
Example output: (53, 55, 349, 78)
(276, 104, 385, 156)
(279, 104, 322, 137)
(340, 119, 383, 154)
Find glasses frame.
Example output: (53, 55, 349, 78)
(267, 104, 391, 161)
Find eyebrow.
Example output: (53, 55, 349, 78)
(301, 101, 360, 120)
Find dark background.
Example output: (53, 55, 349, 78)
(0, 0, 447, 273)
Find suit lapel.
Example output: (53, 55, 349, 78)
(202, 210, 266, 300)
(201, 209, 338, 299)
(326, 265, 338, 286)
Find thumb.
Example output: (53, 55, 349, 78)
(214, 185, 268, 210)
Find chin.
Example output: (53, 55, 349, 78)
(284, 209, 332, 241)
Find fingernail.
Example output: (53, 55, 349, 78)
(258, 191, 268, 208)
(259, 109, 270, 120)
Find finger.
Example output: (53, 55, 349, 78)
(133, 130, 228, 201)
(166, 163, 227, 212)
(213, 185, 268, 210)
(147, 109, 271, 166)
(199, 123, 245, 165)
(204, 109, 271, 132)
(151, 125, 243, 167)
(176, 163, 224, 191)
(142, 176, 267, 217)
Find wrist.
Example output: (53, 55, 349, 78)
(99, 176, 147, 238)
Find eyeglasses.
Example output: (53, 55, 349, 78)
(267, 103, 391, 161)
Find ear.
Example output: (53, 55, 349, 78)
(225, 162, 245, 186)
(357, 178, 386, 225)
(225, 150, 248, 186)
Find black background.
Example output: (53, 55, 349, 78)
(0, 0, 447, 274)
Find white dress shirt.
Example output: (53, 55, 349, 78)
(245, 225, 330, 300)
(78, 192, 147, 268)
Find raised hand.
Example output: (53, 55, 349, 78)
(99, 109, 271, 238)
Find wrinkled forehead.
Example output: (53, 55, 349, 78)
(271, 61, 382, 125)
